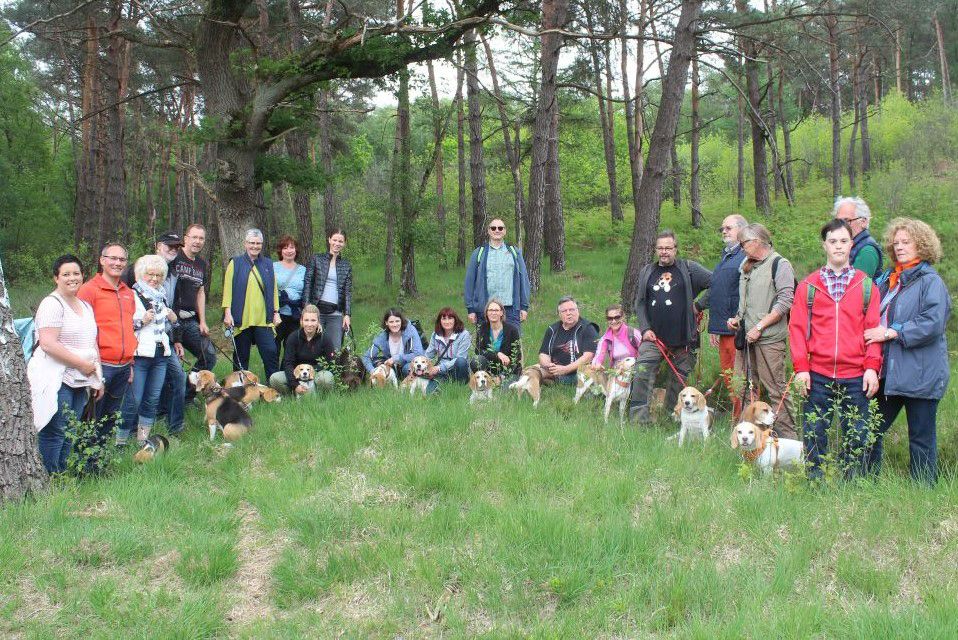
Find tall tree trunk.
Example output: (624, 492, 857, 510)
(524, 0, 568, 292)
(690, 55, 702, 228)
(100, 1, 131, 249)
(825, 4, 842, 198)
(396, 67, 417, 296)
(895, 26, 903, 93)
(620, 0, 643, 221)
(285, 0, 315, 256)
(0, 256, 49, 503)
(737, 65, 745, 207)
(545, 108, 565, 271)
(736, 0, 770, 214)
(777, 66, 795, 201)
(621, 0, 702, 313)
(860, 55, 872, 176)
(480, 33, 524, 247)
(848, 51, 861, 193)
(933, 10, 952, 104)
(586, 9, 622, 222)
(464, 30, 487, 248)
(651, 19, 682, 208)
(455, 50, 468, 267)
(318, 89, 339, 239)
(74, 12, 100, 253)
(427, 59, 448, 265)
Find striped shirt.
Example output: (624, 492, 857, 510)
(820, 265, 855, 301)
(34, 293, 99, 387)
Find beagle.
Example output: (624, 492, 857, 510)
(189, 370, 254, 441)
(400, 356, 432, 396)
(509, 366, 545, 407)
(369, 363, 399, 389)
(223, 370, 259, 388)
(292, 363, 316, 395)
(672, 386, 714, 446)
(603, 357, 637, 424)
(468, 370, 500, 404)
(741, 400, 776, 429)
(224, 383, 282, 406)
(133, 435, 169, 464)
(730, 421, 804, 474)
(573, 367, 608, 404)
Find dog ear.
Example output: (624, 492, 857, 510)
(730, 425, 740, 449)
(758, 428, 770, 449)
(673, 395, 683, 418)
(696, 390, 707, 412)
(468, 374, 477, 391)
(491, 375, 501, 387)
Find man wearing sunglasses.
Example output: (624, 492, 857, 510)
(832, 196, 884, 279)
(708, 214, 748, 418)
(464, 219, 531, 334)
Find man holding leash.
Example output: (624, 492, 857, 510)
(464, 218, 531, 332)
(708, 214, 748, 418)
(628, 230, 712, 424)
(789, 218, 882, 480)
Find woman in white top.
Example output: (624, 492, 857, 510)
(120, 255, 178, 445)
(32, 255, 101, 474)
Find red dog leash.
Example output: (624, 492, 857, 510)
(653, 338, 687, 387)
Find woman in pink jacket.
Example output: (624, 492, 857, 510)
(591, 304, 643, 370)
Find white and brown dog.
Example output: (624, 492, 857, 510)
(730, 421, 804, 474)
(222, 370, 259, 388)
(509, 366, 545, 407)
(603, 357, 637, 424)
(292, 363, 316, 396)
(400, 355, 432, 396)
(189, 370, 254, 441)
(573, 367, 608, 404)
(672, 386, 714, 446)
(369, 364, 399, 389)
(740, 400, 776, 429)
(468, 370, 500, 404)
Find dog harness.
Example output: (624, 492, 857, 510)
(741, 434, 781, 465)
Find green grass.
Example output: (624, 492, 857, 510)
(5, 162, 958, 637)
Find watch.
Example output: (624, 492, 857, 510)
(883, 328, 894, 340)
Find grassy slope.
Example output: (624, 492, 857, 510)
(4, 177, 958, 637)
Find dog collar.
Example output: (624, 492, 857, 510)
(741, 436, 779, 463)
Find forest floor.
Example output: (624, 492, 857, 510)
(4, 186, 958, 637)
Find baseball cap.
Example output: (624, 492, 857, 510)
(156, 231, 183, 247)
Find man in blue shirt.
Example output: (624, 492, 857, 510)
(463, 218, 531, 333)
(709, 214, 747, 417)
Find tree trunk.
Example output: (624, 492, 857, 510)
(525, 0, 568, 293)
(737, 65, 745, 207)
(736, 0, 770, 215)
(860, 56, 872, 176)
(426, 59, 447, 265)
(74, 12, 100, 254)
(933, 11, 952, 104)
(0, 256, 48, 503)
(285, 0, 315, 257)
(621, 0, 702, 313)
(690, 55, 702, 228)
(895, 26, 903, 93)
(318, 89, 339, 239)
(826, 4, 842, 198)
(464, 30, 487, 249)
(586, 8, 622, 222)
(480, 34, 524, 248)
(396, 67, 417, 297)
(545, 107, 565, 271)
(455, 50, 468, 267)
(620, 0, 644, 221)
(848, 51, 861, 193)
(650, 19, 682, 208)
(777, 66, 795, 200)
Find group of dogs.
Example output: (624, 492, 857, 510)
(138, 348, 803, 475)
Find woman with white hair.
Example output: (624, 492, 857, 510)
(222, 229, 281, 378)
(121, 254, 178, 445)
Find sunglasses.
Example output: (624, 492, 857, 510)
(606, 315, 623, 321)
(489, 225, 505, 231)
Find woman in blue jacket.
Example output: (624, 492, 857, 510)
(864, 218, 951, 483)
(360, 308, 424, 377)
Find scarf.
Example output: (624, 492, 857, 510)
(888, 258, 921, 291)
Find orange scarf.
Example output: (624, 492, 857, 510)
(888, 258, 922, 291)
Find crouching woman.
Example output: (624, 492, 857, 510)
(269, 305, 336, 395)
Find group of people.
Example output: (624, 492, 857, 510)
(27, 203, 951, 483)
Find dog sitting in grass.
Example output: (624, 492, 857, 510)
(189, 370, 254, 442)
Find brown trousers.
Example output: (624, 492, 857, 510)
(735, 339, 798, 439)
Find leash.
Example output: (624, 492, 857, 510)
(653, 338, 687, 387)
(223, 326, 249, 385)
(774, 370, 797, 416)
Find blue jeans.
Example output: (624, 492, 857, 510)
(802, 372, 871, 480)
(178, 318, 217, 372)
(321, 312, 344, 353)
(233, 326, 279, 378)
(157, 352, 186, 434)
(426, 357, 470, 393)
(866, 381, 939, 483)
(37, 384, 89, 473)
(96, 362, 131, 442)
(122, 351, 168, 440)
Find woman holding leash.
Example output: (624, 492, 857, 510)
(360, 308, 424, 378)
(864, 218, 951, 483)
(273, 235, 306, 359)
(424, 307, 471, 392)
(29, 255, 102, 473)
(303, 228, 353, 352)
(592, 303, 642, 369)
(269, 305, 336, 394)
(471, 298, 522, 382)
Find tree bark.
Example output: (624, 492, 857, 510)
(464, 30, 487, 249)
(545, 107, 565, 271)
(690, 55, 702, 228)
(737, 64, 745, 207)
(933, 10, 952, 104)
(860, 55, 872, 176)
(396, 67, 417, 296)
(0, 256, 49, 503)
(286, 0, 315, 257)
(427, 59, 447, 265)
(525, 0, 568, 293)
(74, 12, 100, 254)
(848, 50, 861, 193)
(650, 18, 682, 208)
(621, 0, 702, 314)
(735, 0, 770, 215)
(776, 66, 795, 200)
(620, 0, 644, 221)
(455, 50, 468, 267)
(825, 3, 842, 199)
(586, 8, 622, 222)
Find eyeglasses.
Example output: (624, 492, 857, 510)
(656, 246, 676, 252)
(489, 226, 505, 231)
(739, 238, 756, 249)
(101, 255, 127, 263)
(606, 315, 623, 322)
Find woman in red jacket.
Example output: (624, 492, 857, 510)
(788, 219, 882, 480)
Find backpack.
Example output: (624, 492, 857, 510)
(769, 256, 798, 320)
(15, 294, 67, 362)
(601, 324, 641, 358)
(476, 243, 520, 265)
(804, 276, 873, 340)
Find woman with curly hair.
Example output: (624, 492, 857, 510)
(864, 217, 951, 483)
(424, 307, 472, 392)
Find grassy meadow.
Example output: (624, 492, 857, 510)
(5, 138, 958, 635)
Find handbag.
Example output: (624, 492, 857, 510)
(734, 324, 748, 351)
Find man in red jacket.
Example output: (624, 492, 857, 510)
(788, 219, 882, 480)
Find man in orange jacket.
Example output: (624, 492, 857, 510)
(788, 219, 882, 480)
(78, 242, 138, 446)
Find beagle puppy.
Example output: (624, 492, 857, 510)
(603, 357, 637, 424)
(574, 367, 608, 404)
(222, 370, 259, 388)
(509, 366, 545, 407)
(400, 356, 432, 396)
(672, 386, 714, 446)
(189, 370, 254, 441)
(133, 435, 169, 464)
(292, 363, 316, 396)
(468, 370, 500, 404)
(369, 364, 399, 389)
(730, 421, 804, 474)
(741, 400, 776, 429)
